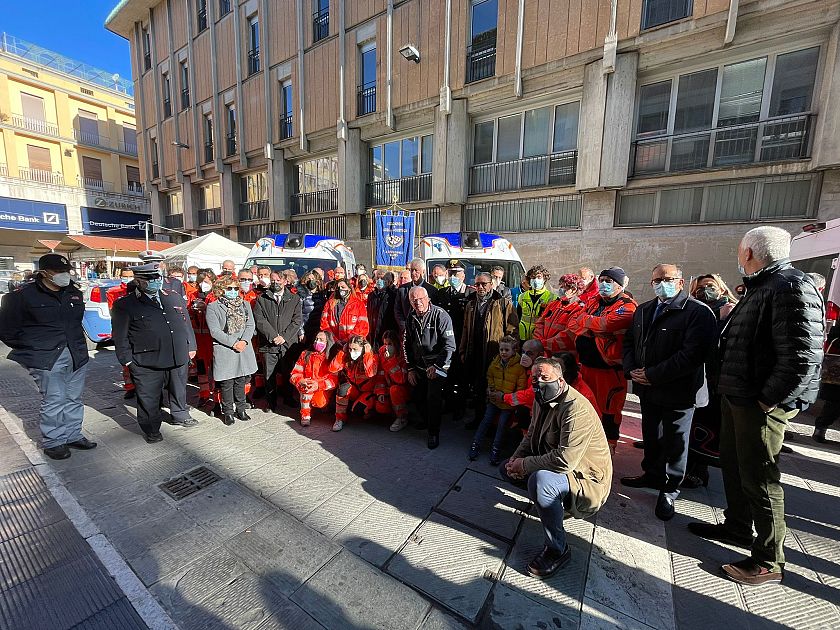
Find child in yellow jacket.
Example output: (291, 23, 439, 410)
(469, 335, 528, 465)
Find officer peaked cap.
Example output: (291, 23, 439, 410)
(129, 262, 162, 278)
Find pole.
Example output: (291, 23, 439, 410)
(144, 220, 149, 250)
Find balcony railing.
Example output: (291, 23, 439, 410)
(280, 114, 293, 140)
(119, 140, 138, 156)
(226, 132, 237, 156)
(469, 151, 578, 195)
(313, 7, 329, 42)
(367, 174, 432, 207)
(74, 129, 110, 149)
(357, 81, 376, 117)
(152, 162, 160, 179)
(291, 188, 338, 215)
(198, 207, 221, 226)
(143, 52, 151, 71)
(124, 182, 144, 196)
(239, 200, 269, 222)
(80, 177, 113, 192)
(163, 97, 172, 118)
(18, 167, 64, 185)
(163, 213, 184, 229)
(0, 163, 8, 176)
(9, 114, 60, 137)
(181, 88, 190, 110)
(247, 47, 260, 75)
(197, 7, 208, 31)
(204, 142, 214, 163)
(630, 114, 814, 177)
(466, 40, 496, 84)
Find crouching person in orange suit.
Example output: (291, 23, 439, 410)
(329, 335, 379, 432)
(289, 330, 338, 427)
(375, 330, 412, 432)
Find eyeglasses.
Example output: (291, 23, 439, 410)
(651, 277, 679, 285)
(475, 281, 491, 286)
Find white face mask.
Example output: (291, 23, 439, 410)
(349, 349, 362, 361)
(51, 272, 72, 287)
(200, 281, 212, 293)
(259, 276, 271, 287)
(435, 275, 446, 285)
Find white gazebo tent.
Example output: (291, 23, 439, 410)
(161, 232, 249, 273)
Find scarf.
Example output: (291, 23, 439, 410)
(218, 294, 246, 334)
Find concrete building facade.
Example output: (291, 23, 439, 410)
(106, 0, 840, 293)
(0, 33, 151, 268)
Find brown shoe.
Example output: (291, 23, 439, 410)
(722, 558, 782, 586)
(527, 545, 571, 579)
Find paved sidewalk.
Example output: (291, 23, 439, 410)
(1, 344, 839, 629)
(0, 417, 148, 629)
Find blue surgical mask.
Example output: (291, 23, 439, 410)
(224, 289, 239, 300)
(376, 279, 385, 289)
(531, 278, 545, 290)
(449, 276, 462, 288)
(654, 280, 679, 300)
(145, 279, 163, 294)
(598, 280, 615, 297)
(188, 273, 197, 283)
(738, 263, 746, 276)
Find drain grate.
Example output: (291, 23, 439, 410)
(158, 466, 221, 501)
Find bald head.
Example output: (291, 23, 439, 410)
(522, 339, 544, 356)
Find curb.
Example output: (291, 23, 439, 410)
(0, 402, 178, 630)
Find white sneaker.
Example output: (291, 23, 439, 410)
(332, 420, 344, 432)
(390, 417, 409, 432)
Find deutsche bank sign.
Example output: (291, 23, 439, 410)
(0, 196, 67, 232)
(81, 207, 151, 238)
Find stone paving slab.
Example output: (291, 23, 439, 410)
(488, 584, 580, 629)
(174, 479, 274, 538)
(292, 549, 431, 630)
(387, 512, 509, 623)
(334, 499, 425, 568)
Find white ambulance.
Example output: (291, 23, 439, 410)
(243, 233, 356, 277)
(790, 220, 837, 322)
(419, 231, 526, 302)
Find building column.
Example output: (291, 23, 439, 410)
(813, 21, 840, 169)
(268, 151, 294, 221)
(181, 176, 196, 231)
(150, 186, 164, 237)
(54, 92, 73, 138)
(338, 127, 365, 215)
(438, 205, 462, 232)
(432, 99, 468, 206)
(220, 164, 239, 228)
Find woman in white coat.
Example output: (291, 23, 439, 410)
(206, 277, 258, 425)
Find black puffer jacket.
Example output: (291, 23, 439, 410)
(717, 259, 824, 409)
(297, 286, 327, 342)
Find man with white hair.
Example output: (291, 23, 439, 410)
(395, 258, 438, 334)
(689, 225, 824, 587)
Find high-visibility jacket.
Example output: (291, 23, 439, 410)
(354, 283, 375, 303)
(106, 284, 129, 310)
(329, 348, 379, 390)
(320, 295, 370, 343)
(504, 375, 601, 417)
(567, 293, 637, 367)
(184, 282, 199, 304)
(486, 353, 528, 410)
(580, 280, 598, 304)
(240, 289, 258, 306)
(376, 346, 408, 389)
(290, 349, 338, 392)
(517, 289, 554, 341)
(534, 297, 585, 355)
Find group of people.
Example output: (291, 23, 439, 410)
(0, 224, 827, 586)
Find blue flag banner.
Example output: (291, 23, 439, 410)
(374, 210, 415, 268)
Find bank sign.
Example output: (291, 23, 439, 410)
(0, 196, 67, 232)
(82, 207, 151, 238)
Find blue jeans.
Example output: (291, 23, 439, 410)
(500, 460, 571, 552)
(472, 403, 512, 450)
(28, 348, 88, 448)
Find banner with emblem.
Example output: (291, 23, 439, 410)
(374, 209, 415, 269)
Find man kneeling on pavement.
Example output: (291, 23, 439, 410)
(500, 356, 612, 579)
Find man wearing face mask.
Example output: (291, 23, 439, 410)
(621, 264, 717, 521)
(501, 357, 611, 579)
(367, 271, 398, 347)
(567, 267, 637, 454)
(518, 265, 555, 341)
(253, 271, 303, 411)
(237, 270, 258, 305)
(354, 270, 375, 303)
(139, 251, 186, 301)
(437, 260, 475, 416)
(0, 254, 96, 460)
(395, 259, 438, 335)
(578, 267, 598, 303)
(184, 265, 200, 302)
(431, 264, 449, 292)
(111, 263, 199, 443)
(490, 266, 513, 305)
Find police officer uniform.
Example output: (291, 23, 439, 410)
(0, 254, 97, 459)
(139, 250, 186, 300)
(436, 260, 475, 417)
(111, 263, 197, 442)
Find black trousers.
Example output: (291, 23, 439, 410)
(413, 372, 445, 437)
(816, 398, 840, 430)
(640, 399, 695, 495)
(130, 363, 189, 435)
(264, 351, 292, 405)
(218, 376, 249, 414)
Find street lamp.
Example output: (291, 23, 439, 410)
(399, 44, 421, 63)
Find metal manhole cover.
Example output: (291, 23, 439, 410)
(158, 466, 221, 500)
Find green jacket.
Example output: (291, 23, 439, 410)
(518, 288, 554, 341)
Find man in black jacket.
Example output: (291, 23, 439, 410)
(688, 226, 824, 587)
(0, 254, 97, 460)
(405, 286, 456, 449)
(621, 264, 717, 521)
(111, 263, 198, 443)
(252, 271, 302, 411)
(395, 258, 438, 335)
(367, 271, 398, 346)
(436, 260, 475, 417)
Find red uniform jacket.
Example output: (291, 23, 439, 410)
(534, 297, 584, 355)
(566, 293, 637, 367)
(290, 350, 338, 391)
(320, 295, 370, 343)
(375, 346, 408, 393)
(329, 349, 379, 390)
(106, 284, 128, 310)
(240, 289, 258, 306)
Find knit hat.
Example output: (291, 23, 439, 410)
(599, 267, 627, 286)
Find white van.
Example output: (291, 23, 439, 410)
(244, 233, 356, 277)
(419, 231, 526, 302)
(790, 219, 837, 322)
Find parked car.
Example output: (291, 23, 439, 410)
(82, 279, 121, 350)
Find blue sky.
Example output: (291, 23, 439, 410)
(2, 0, 132, 80)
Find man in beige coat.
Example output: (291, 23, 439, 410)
(501, 356, 612, 579)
